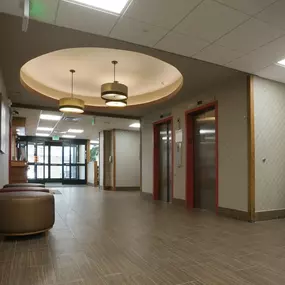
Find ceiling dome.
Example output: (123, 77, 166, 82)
(20, 47, 183, 107)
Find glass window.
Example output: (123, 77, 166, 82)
(27, 165, 35, 179)
(50, 146, 62, 164)
(50, 166, 62, 179)
(28, 143, 35, 163)
(79, 145, 85, 164)
(37, 144, 44, 163)
(64, 146, 70, 163)
(37, 165, 44, 179)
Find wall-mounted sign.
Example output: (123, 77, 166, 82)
(175, 129, 183, 143)
(52, 136, 60, 141)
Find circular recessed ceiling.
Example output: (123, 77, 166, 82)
(20, 48, 183, 107)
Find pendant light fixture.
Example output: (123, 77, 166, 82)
(59, 69, 85, 114)
(101, 61, 128, 107)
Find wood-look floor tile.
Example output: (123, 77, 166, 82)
(28, 249, 53, 267)
(3, 187, 285, 284)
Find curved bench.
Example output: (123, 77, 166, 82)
(0, 192, 55, 236)
(0, 187, 50, 193)
(3, 183, 45, 188)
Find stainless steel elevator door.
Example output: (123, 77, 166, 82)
(158, 122, 172, 202)
(194, 110, 216, 211)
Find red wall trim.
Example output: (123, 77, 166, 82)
(185, 101, 219, 212)
(153, 116, 174, 201)
(8, 123, 12, 184)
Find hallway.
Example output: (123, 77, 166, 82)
(1, 187, 285, 284)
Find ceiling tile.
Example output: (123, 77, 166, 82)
(155, 32, 209, 57)
(216, 18, 285, 53)
(193, 43, 244, 65)
(124, 0, 202, 29)
(256, 0, 285, 30)
(30, 0, 59, 24)
(0, 0, 23, 16)
(56, 1, 118, 36)
(110, 17, 168, 47)
(257, 64, 285, 84)
(226, 35, 285, 72)
(174, 0, 249, 42)
(214, 0, 276, 16)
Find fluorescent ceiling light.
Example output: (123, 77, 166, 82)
(129, 123, 140, 128)
(65, 0, 130, 14)
(68, 129, 84, 133)
(200, 129, 215, 134)
(277, 58, 285, 67)
(36, 133, 50, 137)
(40, 114, 62, 121)
(91, 140, 99, 144)
(37, 127, 53, 131)
(62, 135, 76, 138)
(162, 136, 171, 141)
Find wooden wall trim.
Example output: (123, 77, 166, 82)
(248, 75, 256, 222)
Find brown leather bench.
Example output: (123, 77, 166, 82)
(0, 192, 55, 236)
(0, 187, 50, 193)
(3, 183, 45, 188)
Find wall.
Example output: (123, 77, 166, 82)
(115, 130, 140, 188)
(87, 161, 94, 184)
(0, 69, 10, 188)
(99, 132, 104, 187)
(141, 74, 249, 211)
(253, 76, 285, 212)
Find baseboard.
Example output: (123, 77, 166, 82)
(116, 187, 140, 191)
(218, 207, 250, 222)
(172, 198, 186, 207)
(87, 182, 95, 186)
(255, 209, 285, 221)
(104, 186, 113, 191)
(140, 192, 152, 200)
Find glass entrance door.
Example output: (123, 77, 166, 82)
(63, 143, 86, 183)
(25, 139, 87, 184)
(50, 144, 63, 181)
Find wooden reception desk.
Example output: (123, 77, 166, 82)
(10, 161, 28, 183)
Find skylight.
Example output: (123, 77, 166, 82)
(65, 0, 130, 14)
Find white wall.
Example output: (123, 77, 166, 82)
(87, 162, 94, 184)
(115, 130, 140, 188)
(142, 75, 249, 211)
(253, 76, 285, 212)
(0, 69, 10, 188)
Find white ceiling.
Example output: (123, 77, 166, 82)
(13, 108, 140, 140)
(2, 0, 285, 84)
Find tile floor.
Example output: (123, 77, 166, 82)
(1, 186, 285, 284)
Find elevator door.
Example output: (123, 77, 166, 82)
(158, 122, 172, 202)
(193, 109, 216, 211)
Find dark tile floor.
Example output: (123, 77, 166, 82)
(1, 186, 285, 284)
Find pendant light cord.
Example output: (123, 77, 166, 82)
(70, 69, 75, 98)
(112, 60, 118, 82)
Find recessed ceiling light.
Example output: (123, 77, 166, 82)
(68, 129, 84, 133)
(277, 58, 285, 67)
(62, 135, 76, 138)
(40, 114, 62, 121)
(91, 140, 99, 144)
(36, 133, 50, 137)
(37, 127, 53, 131)
(65, 0, 130, 14)
(129, 123, 140, 128)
